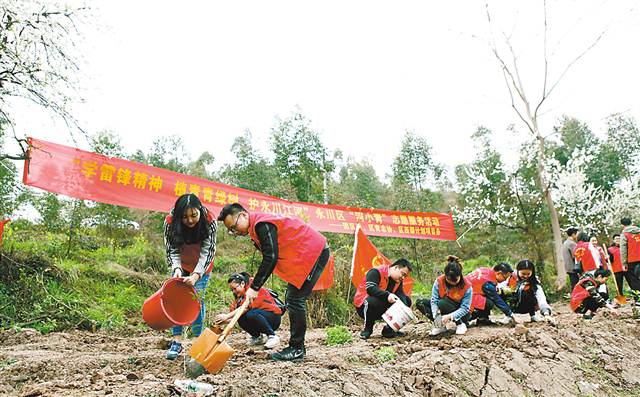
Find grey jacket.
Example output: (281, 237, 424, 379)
(620, 225, 640, 266)
(562, 238, 577, 272)
(164, 211, 217, 276)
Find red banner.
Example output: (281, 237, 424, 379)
(23, 138, 457, 240)
(350, 225, 413, 295)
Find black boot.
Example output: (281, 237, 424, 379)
(381, 325, 405, 338)
(359, 328, 373, 340)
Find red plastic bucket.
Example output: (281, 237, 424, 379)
(142, 278, 201, 330)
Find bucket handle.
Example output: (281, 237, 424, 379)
(218, 298, 251, 343)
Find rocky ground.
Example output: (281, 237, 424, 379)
(2, 304, 640, 397)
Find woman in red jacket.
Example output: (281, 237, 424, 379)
(214, 272, 283, 349)
(573, 232, 607, 274)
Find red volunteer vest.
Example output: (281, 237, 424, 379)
(165, 211, 215, 274)
(570, 276, 597, 312)
(506, 272, 518, 290)
(436, 274, 471, 303)
(248, 212, 327, 289)
(608, 245, 624, 273)
(230, 279, 283, 315)
(573, 241, 605, 272)
(353, 265, 399, 308)
(624, 232, 640, 263)
(466, 267, 497, 310)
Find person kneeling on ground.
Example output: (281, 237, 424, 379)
(467, 263, 518, 326)
(354, 259, 413, 340)
(499, 259, 552, 323)
(214, 272, 283, 349)
(427, 255, 472, 336)
(570, 268, 619, 320)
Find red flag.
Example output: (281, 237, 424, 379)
(350, 225, 413, 295)
(0, 218, 10, 244)
(312, 255, 334, 291)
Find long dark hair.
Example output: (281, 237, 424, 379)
(516, 259, 538, 292)
(444, 255, 464, 287)
(168, 193, 210, 246)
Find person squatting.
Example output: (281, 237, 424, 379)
(162, 198, 636, 360)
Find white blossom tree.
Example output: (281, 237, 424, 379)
(482, 1, 618, 288)
(0, 0, 90, 159)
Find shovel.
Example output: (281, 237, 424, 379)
(188, 298, 251, 376)
(603, 244, 627, 306)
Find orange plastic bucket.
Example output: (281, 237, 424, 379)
(142, 278, 201, 330)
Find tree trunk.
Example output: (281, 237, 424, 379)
(534, 135, 566, 289)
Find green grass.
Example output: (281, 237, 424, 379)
(375, 346, 397, 363)
(0, 358, 17, 369)
(325, 325, 352, 346)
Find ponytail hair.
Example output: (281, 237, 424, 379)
(444, 255, 464, 286)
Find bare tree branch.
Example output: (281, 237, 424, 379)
(545, 29, 606, 99)
(534, 0, 549, 121)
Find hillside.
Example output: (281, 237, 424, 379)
(2, 304, 639, 397)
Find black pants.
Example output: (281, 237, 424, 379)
(567, 272, 580, 292)
(285, 247, 330, 349)
(437, 297, 469, 325)
(237, 309, 281, 337)
(614, 272, 627, 295)
(625, 262, 640, 292)
(357, 294, 412, 332)
(576, 296, 603, 314)
(511, 292, 538, 316)
(471, 298, 495, 320)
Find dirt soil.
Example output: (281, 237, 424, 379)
(2, 304, 640, 397)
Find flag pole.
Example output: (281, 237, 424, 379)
(345, 224, 360, 309)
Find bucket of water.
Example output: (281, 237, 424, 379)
(142, 278, 200, 330)
(382, 300, 417, 331)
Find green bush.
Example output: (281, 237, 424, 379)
(375, 346, 397, 363)
(325, 325, 352, 346)
(0, 251, 156, 333)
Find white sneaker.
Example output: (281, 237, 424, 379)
(264, 335, 280, 349)
(455, 323, 467, 335)
(530, 313, 544, 322)
(430, 327, 447, 336)
(247, 334, 266, 346)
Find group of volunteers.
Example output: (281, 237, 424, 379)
(562, 219, 640, 319)
(163, 194, 329, 362)
(161, 193, 640, 363)
(412, 256, 553, 337)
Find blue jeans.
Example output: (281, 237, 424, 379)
(237, 309, 281, 337)
(171, 272, 210, 337)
